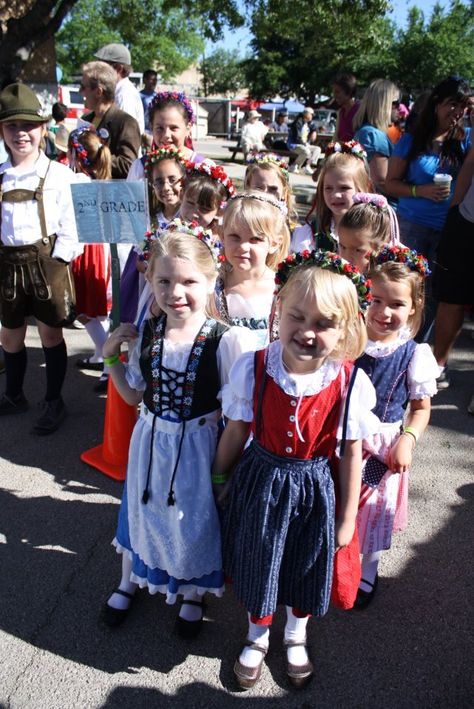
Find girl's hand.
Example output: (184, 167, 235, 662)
(136, 259, 147, 274)
(212, 481, 230, 507)
(102, 323, 138, 358)
(417, 182, 451, 202)
(387, 434, 414, 474)
(335, 518, 355, 551)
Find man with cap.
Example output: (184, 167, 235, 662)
(94, 43, 145, 135)
(0, 83, 81, 433)
(240, 109, 268, 161)
(288, 107, 321, 174)
(81, 61, 141, 178)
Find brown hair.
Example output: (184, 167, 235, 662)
(149, 157, 186, 217)
(68, 130, 112, 180)
(368, 261, 425, 338)
(312, 152, 372, 234)
(339, 202, 391, 254)
(183, 173, 228, 213)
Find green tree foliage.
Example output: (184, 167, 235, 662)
(200, 49, 247, 96)
(393, 1, 474, 92)
(243, 0, 394, 101)
(57, 0, 245, 82)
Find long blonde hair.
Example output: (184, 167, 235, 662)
(68, 129, 112, 180)
(278, 265, 367, 361)
(147, 230, 219, 319)
(222, 192, 290, 270)
(353, 79, 399, 132)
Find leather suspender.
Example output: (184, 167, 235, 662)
(0, 160, 52, 243)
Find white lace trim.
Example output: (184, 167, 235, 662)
(112, 539, 225, 602)
(265, 340, 343, 396)
(365, 326, 412, 358)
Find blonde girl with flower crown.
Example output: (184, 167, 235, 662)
(101, 226, 247, 637)
(354, 246, 437, 608)
(291, 140, 372, 254)
(212, 251, 377, 689)
(244, 152, 298, 229)
(215, 191, 290, 348)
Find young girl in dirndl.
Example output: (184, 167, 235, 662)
(355, 245, 437, 607)
(101, 225, 247, 637)
(212, 251, 377, 689)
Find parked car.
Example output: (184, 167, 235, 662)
(311, 109, 337, 135)
(58, 85, 85, 128)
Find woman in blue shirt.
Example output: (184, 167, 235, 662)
(386, 76, 471, 341)
(353, 79, 399, 195)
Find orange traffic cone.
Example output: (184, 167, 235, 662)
(81, 374, 137, 481)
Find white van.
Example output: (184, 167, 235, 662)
(58, 85, 85, 128)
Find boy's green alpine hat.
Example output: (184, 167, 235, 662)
(0, 83, 51, 123)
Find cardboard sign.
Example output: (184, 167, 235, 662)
(71, 180, 148, 244)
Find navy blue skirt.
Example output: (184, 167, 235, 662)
(223, 440, 335, 618)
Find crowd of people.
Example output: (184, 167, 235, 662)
(0, 48, 472, 691)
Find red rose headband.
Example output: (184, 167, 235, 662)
(275, 249, 372, 312)
(185, 161, 236, 199)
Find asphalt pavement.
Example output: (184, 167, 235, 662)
(0, 143, 473, 708)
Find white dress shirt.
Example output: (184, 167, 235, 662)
(115, 78, 145, 134)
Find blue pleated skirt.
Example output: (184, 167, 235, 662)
(223, 440, 335, 618)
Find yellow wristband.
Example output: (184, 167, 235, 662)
(403, 426, 419, 444)
(103, 354, 120, 366)
(411, 184, 417, 198)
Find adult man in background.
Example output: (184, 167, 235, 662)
(140, 69, 158, 135)
(94, 43, 145, 135)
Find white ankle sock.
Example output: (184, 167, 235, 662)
(360, 551, 381, 592)
(108, 554, 137, 610)
(284, 606, 310, 665)
(239, 615, 270, 668)
(84, 318, 110, 362)
(179, 589, 204, 622)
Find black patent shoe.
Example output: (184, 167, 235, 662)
(175, 599, 205, 639)
(101, 589, 135, 627)
(354, 574, 379, 609)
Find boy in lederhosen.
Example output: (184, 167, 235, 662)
(0, 84, 81, 433)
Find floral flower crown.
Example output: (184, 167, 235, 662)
(149, 91, 195, 124)
(229, 192, 288, 217)
(246, 151, 289, 181)
(275, 249, 372, 312)
(69, 127, 108, 167)
(142, 218, 223, 266)
(373, 245, 431, 278)
(144, 146, 187, 181)
(325, 140, 367, 161)
(185, 161, 236, 198)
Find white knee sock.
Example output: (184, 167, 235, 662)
(360, 551, 381, 591)
(107, 553, 137, 610)
(284, 606, 310, 666)
(84, 318, 109, 362)
(179, 588, 204, 622)
(239, 614, 270, 668)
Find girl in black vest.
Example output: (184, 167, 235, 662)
(101, 225, 246, 636)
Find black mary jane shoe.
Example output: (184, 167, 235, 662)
(175, 599, 205, 639)
(353, 574, 379, 610)
(76, 356, 104, 372)
(101, 588, 135, 627)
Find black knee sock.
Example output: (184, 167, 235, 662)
(43, 340, 67, 402)
(4, 348, 28, 398)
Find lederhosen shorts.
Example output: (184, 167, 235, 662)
(0, 165, 76, 329)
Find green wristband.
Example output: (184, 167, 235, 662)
(103, 354, 120, 366)
(211, 473, 227, 484)
(403, 426, 419, 444)
(411, 184, 417, 198)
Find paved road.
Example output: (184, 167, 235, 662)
(0, 148, 473, 707)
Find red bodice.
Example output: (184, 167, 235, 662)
(251, 349, 353, 460)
